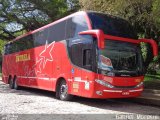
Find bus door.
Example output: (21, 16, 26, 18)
(69, 36, 94, 95)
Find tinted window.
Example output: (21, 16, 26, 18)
(71, 44, 83, 67)
(34, 20, 66, 46)
(4, 14, 88, 55)
(17, 35, 34, 51)
(83, 49, 91, 66)
(67, 38, 94, 71)
(5, 21, 67, 55)
(66, 15, 88, 39)
(4, 35, 34, 55)
(98, 40, 144, 76)
(88, 12, 137, 39)
(48, 20, 66, 42)
(4, 44, 12, 55)
(33, 30, 47, 46)
(70, 43, 93, 71)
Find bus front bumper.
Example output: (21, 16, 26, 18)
(92, 88, 143, 99)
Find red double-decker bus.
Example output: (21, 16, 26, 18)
(2, 11, 158, 100)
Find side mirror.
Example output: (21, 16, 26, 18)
(139, 39, 158, 57)
(79, 30, 105, 49)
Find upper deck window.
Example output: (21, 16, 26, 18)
(65, 15, 88, 39)
(88, 12, 137, 39)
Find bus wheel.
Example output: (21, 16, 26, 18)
(13, 77, 19, 90)
(9, 78, 14, 89)
(57, 80, 72, 101)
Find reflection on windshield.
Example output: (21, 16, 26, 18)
(98, 55, 113, 71)
(98, 40, 143, 76)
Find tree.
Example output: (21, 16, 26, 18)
(79, 0, 116, 14)
(0, 0, 78, 41)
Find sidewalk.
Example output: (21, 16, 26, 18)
(130, 89, 160, 107)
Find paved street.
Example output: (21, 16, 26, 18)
(0, 80, 160, 115)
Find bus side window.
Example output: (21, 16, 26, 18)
(65, 15, 88, 39)
(72, 15, 88, 38)
(8, 43, 12, 54)
(15, 35, 34, 52)
(4, 45, 8, 55)
(33, 30, 46, 46)
(65, 18, 76, 39)
(48, 20, 66, 43)
(4, 43, 14, 55)
(83, 49, 92, 69)
(70, 43, 93, 70)
(70, 44, 83, 67)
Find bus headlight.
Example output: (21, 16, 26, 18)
(95, 79, 114, 88)
(107, 72, 115, 77)
(135, 82, 143, 88)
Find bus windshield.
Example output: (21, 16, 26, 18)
(88, 12, 137, 39)
(98, 40, 144, 77)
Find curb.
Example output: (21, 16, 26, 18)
(131, 89, 160, 107)
(143, 89, 160, 94)
(132, 96, 160, 107)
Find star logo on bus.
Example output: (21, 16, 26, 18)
(23, 65, 29, 76)
(29, 58, 43, 75)
(34, 58, 43, 73)
(39, 41, 55, 68)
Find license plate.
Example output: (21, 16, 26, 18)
(122, 91, 130, 95)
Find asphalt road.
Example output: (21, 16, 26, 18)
(0, 80, 160, 119)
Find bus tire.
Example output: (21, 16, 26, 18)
(13, 77, 20, 90)
(56, 80, 73, 101)
(9, 77, 14, 89)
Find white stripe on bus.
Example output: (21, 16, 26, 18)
(129, 89, 143, 92)
(103, 90, 122, 93)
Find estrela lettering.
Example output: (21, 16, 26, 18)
(16, 54, 30, 62)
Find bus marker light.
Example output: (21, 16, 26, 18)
(135, 79, 141, 82)
(73, 82, 79, 89)
(96, 91, 102, 96)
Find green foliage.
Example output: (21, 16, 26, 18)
(0, 39, 6, 72)
(0, 39, 6, 55)
(79, 0, 116, 14)
(0, 0, 78, 55)
(141, 42, 147, 61)
(152, 0, 160, 29)
(144, 73, 160, 89)
(0, 0, 78, 41)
